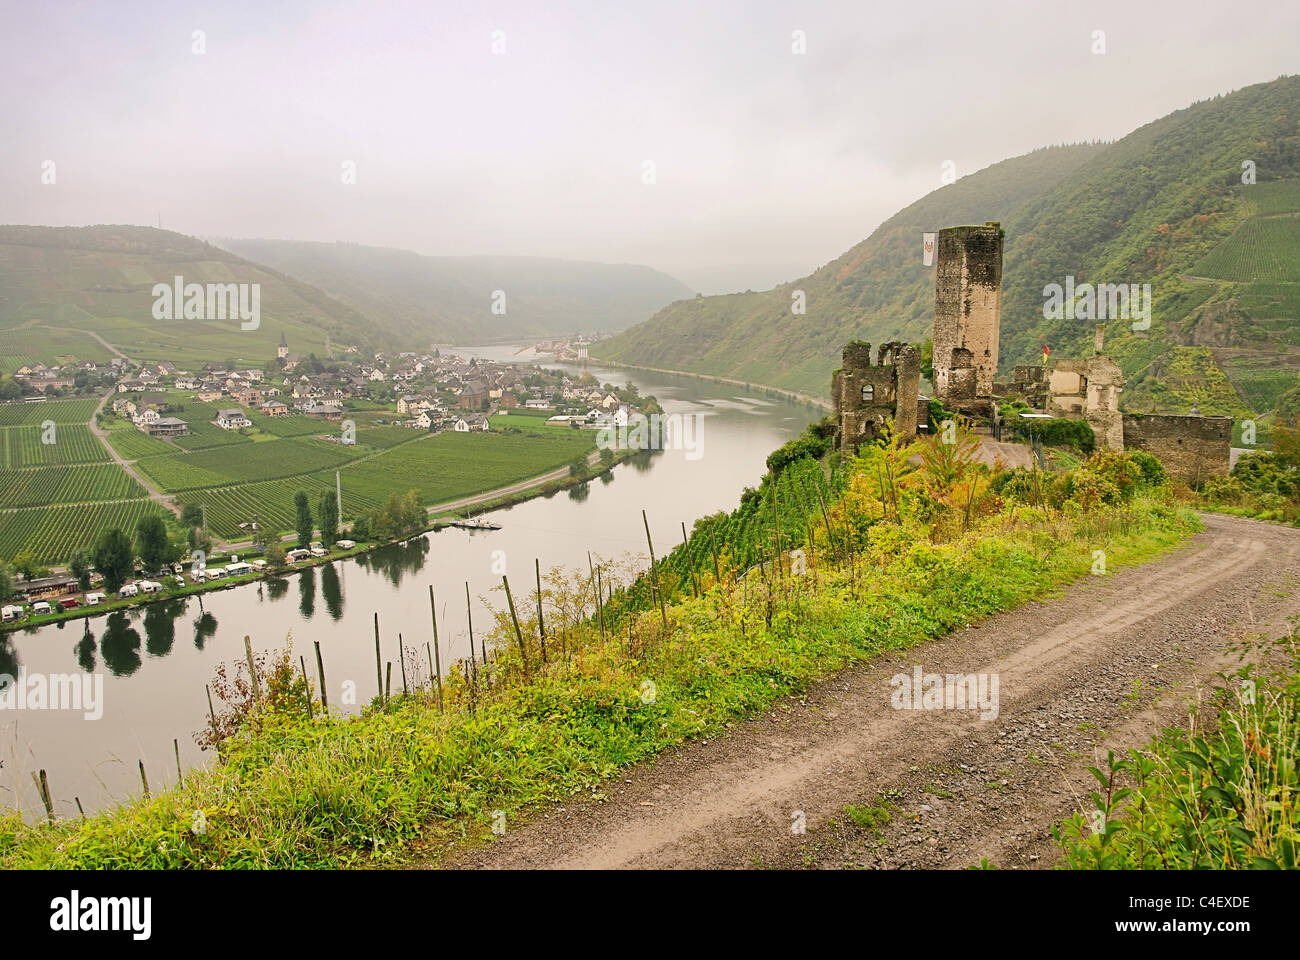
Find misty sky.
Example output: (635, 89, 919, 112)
(2, 0, 1297, 294)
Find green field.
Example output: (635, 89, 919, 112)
(0, 424, 110, 468)
(0, 397, 100, 426)
(0, 464, 145, 508)
(138, 435, 358, 491)
(0, 389, 597, 563)
(1248, 179, 1300, 216)
(105, 424, 179, 460)
(0, 500, 166, 564)
(183, 429, 595, 540)
(1193, 215, 1300, 282)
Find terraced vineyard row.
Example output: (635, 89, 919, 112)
(0, 396, 100, 426)
(0, 463, 145, 508)
(0, 424, 111, 468)
(0, 499, 166, 564)
(138, 435, 359, 491)
(185, 475, 389, 540)
(1249, 179, 1300, 216)
(181, 430, 595, 539)
(1194, 214, 1300, 282)
(106, 425, 179, 460)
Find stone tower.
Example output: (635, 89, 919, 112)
(933, 223, 1003, 404)
(278, 331, 289, 360)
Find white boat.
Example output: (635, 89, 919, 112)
(448, 517, 502, 531)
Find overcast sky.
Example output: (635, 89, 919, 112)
(2, 0, 1297, 294)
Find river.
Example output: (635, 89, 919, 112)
(0, 347, 818, 816)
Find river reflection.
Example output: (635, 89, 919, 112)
(1, 351, 820, 816)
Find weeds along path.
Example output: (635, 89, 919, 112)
(442, 512, 1300, 870)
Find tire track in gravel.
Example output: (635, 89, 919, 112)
(440, 513, 1300, 869)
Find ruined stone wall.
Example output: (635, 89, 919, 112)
(1121, 414, 1232, 483)
(834, 341, 920, 457)
(933, 223, 1003, 403)
(893, 344, 920, 439)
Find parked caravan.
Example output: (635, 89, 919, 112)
(118, 584, 139, 598)
(58, 597, 80, 610)
(85, 592, 105, 605)
(32, 601, 53, 615)
(1, 604, 24, 622)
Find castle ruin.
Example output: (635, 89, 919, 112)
(832, 340, 920, 458)
(830, 220, 1231, 482)
(933, 224, 1003, 408)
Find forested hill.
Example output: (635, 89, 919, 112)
(594, 75, 1300, 419)
(215, 239, 694, 345)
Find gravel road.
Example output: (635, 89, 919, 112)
(440, 512, 1300, 870)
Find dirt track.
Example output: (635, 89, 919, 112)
(443, 512, 1300, 869)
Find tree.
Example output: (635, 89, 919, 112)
(12, 549, 48, 581)
(0, 562, 14, 601)
(92, 527, 135, 594)
(69, 552, 92, 591)
(318, 490, 339, 547)
(264, 541, 287, 570)
(180, 503, 204, 529)
(136, 514, 171, 572)
(294, 490, 314, 547)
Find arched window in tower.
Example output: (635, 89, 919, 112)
(862, 383, 874, 403)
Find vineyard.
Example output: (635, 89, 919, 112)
(182, 429, 596, 539)
(0, 464, 145, 508)
(106, 425, 178, 460)
(1193, 214, 1300, 282)
(138, 436, 360, 491)
(0, 499, 165, 564)
(1248, 179, 1300, 216)
(0, 397, 100, 426)
(0, 424, 111, 468)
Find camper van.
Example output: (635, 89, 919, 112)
(118, 584, 139, 598)
(58, 597, 80, 610)
(138, 580, 163, 594)
(32, 601, 53, 615)
(85, 592, 105, 605)
(1, 604, 25, 622)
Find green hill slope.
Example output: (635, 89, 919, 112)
(0, 225, 377, 370)
(214, 239, 694, 345)
(595, 75, 1300, 417)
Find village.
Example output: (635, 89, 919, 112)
(0, 334, 651, 629)
(13, 332, 638, 438)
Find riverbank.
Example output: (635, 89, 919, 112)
(0, 447, 629, 635)
(580, 354, 832, 413)
(0, 447, 1199, 867)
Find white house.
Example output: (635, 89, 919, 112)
(217, 408, 251, 430)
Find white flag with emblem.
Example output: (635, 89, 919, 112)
(922, 232, 937, 267)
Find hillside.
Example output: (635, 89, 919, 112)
(594, 75, 1300, 418)
(214, 239, 694, 345)
(0, 225, 377, 371)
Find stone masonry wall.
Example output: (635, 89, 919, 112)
(1121, 414, 1232, 483)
